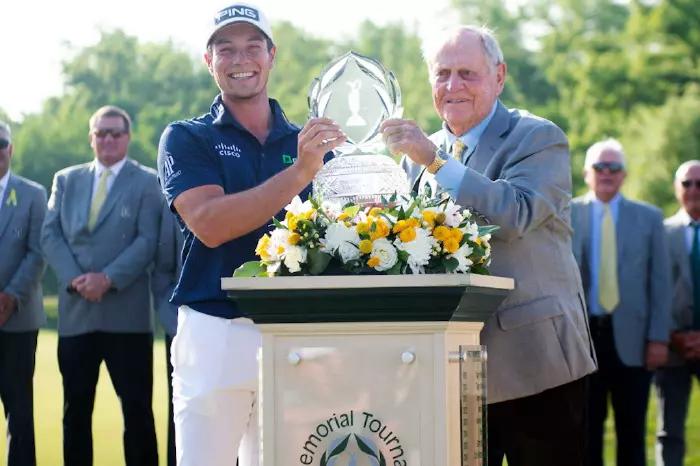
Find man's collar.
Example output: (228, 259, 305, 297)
(677, 209, 698, 226)
(93, 157, 127, 177)
(442, 100, 499, 150)
(586, 191, 623, 207)
(210, 95, 297, 138)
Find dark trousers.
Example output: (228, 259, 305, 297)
(488, 376, 588, 466)
(165, 334, 175, 466)
(0, 330, 38, 466)
(58, 332, 158, 466)
(588, 315, 652, 466)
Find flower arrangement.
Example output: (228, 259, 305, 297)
(234, 192, 498, 277)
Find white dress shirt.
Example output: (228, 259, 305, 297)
(91, 157, 127, 203)
(0, 170, 10, 215)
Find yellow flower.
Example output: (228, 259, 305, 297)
(368, 207, 383, 217)
(289, 233, 301, 245)
(433, 225, 451, 242)
(392, 219, 409, 234)
(443, 238, 460, 254)
(474, 237, 482, 246)
(435, 212, 446, 224)
(359, 239, 373, 254)
(450, 228, 464, 243)
(399, 227, 416, 243)
(367, 256, 381, 268)
(422, 210, 437, 227)
(277, 245, 285, 255)
(356, 220, 370, 235)
(255, 234, 271, 260)
(285, 212, 298, 231)
(337, 212, 350, 221)
(369, 218, 390, 241)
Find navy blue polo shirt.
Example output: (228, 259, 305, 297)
(157, 95, 311, 319)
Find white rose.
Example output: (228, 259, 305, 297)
(283, 245, 307, 273)
(338, 242, 360, 263)
(370, 238, 398, 271)
(394, 228, 436, 274)
(321, 223, 360, 260)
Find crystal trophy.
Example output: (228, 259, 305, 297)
(459, 345, 488, 466)
(309, 51, 410, 205)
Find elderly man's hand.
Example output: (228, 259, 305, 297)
(73, 272, 112, 302)
(645, 341, 669, 370)
(296, 118, 345, 179)
(0, 292, 17, 326)
(380, 118, 437, 166)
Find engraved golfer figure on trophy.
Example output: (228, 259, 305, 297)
(346, 80, 367, 127)
(309, 51, 409, 205)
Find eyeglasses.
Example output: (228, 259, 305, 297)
(0, 138, 10, 150)
(592, 161, 624, 173)
(92, 128, 128, 139)
(681, 179, 700, 189)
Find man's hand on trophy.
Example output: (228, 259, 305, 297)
(296, 117, 346, 177)
(380, 119, 437, 166)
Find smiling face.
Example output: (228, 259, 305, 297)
(428, 30, 506, 136)
(205, 22, 275, 104)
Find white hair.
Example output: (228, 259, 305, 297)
(0, 121, 10, 141)
(584, 138, 626, 169)
(421, 25, 504, 70)
(675, 160, 700, 181)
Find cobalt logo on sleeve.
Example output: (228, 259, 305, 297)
(215, 6, 259, 24)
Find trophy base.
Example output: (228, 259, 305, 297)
(312, 154, 410, 206)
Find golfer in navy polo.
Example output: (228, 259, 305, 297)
(156, 3, 345, 465)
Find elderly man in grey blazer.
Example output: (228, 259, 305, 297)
(41, 106, 161, 466)
(151, 201, 184, 466)
(654, 160, 700, 466)
(380, 25, 596, 466)
(0, 121, 46, 466)
(571, 138, 671, 466)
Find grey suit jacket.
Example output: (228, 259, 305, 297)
(41, 159, 162, 336)
(151, 200, 183, 337)
(403, 101, 597, 403)
(571, 194, 672, 366)
(664, 211, 695, 366)
(0, 173, 47, 332)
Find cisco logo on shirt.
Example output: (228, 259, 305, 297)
(214, 143, 241, 158)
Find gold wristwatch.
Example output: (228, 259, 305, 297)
(426, 148, 449, 174)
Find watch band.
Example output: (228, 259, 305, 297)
(426, 148, 449, 175)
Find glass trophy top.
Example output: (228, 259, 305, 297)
(308, 51, 402, 156)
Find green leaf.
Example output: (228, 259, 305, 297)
(397, 250, 410, 262)
(233, 261, 267, 277)
(444, 256, 460, 273)
(478, 225, 499, 236)
(343, 205, 360, 219)
(471, 263, 491, 275)
(271, 217, 287, 230)
(385, 260, 403, 275)
(308, 249, 332, 275)
(389, 191, 397, 203)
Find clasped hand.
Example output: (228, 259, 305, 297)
(71, 273, 112, 302)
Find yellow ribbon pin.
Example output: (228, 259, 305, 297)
(5, 188, 17, 207)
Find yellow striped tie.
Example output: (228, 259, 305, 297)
(599, 203, 619, 312)
(451, 139, 466, 162)
(88, 168, 111, 231)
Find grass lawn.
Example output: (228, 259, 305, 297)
(1, 297, 699, 465)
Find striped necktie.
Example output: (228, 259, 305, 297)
(691, 223, 700, 329)
(451, 139, 467, 162)
(599, 203, 620, 312)
(88, 168, 111, 231)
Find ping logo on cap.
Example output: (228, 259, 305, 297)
(216, 6, 259, 24)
